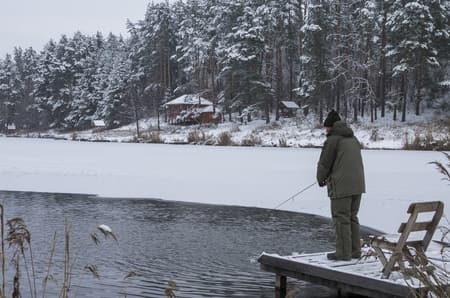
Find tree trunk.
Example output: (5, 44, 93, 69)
(393, 104, 397, 121)
(288, 9, 294, 101)
(401, 73, 407, 122)
(267, 44, 273, 86)
(415, 64, 422, 116)
(379, 4, 388, 118)
(370, 101, 374, 123)
(343, 92, 348, 119)
(374, 103, 377, 120)
(297, 0, 304, 96)
(361, 99, 365, 118)
(210, 46, 216, 113)
(335, 0, 342, 114)
(319, 98, 324, 125)
(336, 87, 340, 114)
(229, 72, 234, 122)
(297, 0, 304, 58)
(157, 106, 161, 131)
(195, 48, 200, 85)
(266, 44, 273, 109)
(275, 46, 282, 121)
(133, 97, 140, 138)
(167, 44, 172, 96)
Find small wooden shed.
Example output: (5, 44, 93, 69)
(6, 123, 16, 134)
(280, 101, 300, 118)
(91, 120, 106, 132)
(92, 120, 106, 128)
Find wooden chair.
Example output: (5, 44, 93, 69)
(370, 201, 444, 279)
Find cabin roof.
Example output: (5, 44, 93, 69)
(280, 101, 300, 109)
(165, 94, 213, 106)
(92, 120, 106, 127)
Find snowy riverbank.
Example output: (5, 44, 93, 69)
(0, 137, 448, 236)
(11, 112, 450, 150)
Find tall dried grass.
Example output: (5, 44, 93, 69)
(400, 244, 449, 297)
(403, 128, 450, 151)
(0, 206, 141, 298)
(216, 132, 234, 146)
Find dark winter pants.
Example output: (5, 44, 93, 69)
(330, 194, 361, 260)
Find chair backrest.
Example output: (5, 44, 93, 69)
(396, 201, 444, 251)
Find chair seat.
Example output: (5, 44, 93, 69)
(370, 235, 423, 249)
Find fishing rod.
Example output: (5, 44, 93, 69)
(274, 181, 317, 210)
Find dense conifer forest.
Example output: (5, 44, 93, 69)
(0, 0, 448, 131)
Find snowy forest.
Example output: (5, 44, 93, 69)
(0, 0, 449, 131)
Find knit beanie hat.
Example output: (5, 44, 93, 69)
(323, 110, 341, 127)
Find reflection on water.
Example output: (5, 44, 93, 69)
(0, 191, 376, 297)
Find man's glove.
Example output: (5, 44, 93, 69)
(318, 180, 327, 187)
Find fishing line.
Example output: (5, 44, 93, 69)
(274, 182, 317, 210)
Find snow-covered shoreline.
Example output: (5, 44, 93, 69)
(8, 112, 449, 150)
(0, 137, 448, 236)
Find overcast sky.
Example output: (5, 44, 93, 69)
(0, 0, 163, 57)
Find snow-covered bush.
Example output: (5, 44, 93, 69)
(143, 132, 164, 144)
(278, 137, 288, 148)
(240, 133, 262, 146)
(370, 129, 379, 142)
(216, 132, 234, 146)
(187, 130, 205, 144)
(404, 128, 450, 151)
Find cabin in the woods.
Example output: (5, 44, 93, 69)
(6, 123, 16, 134)
(92, 120, 106, 128)
(165, 94, 221, 124)
(279, 101, 300, 118)
(91, 119, 106, 132)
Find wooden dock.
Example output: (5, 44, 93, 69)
(258, 251, 447, 298)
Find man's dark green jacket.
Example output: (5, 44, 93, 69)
(317, 121, 365, 199)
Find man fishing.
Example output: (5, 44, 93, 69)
(317, 110, 366, 261)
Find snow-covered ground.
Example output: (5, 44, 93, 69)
(17, 111, 449, 150)
(0, 137, 448, 236)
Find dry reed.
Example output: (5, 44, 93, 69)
(0, 204, 148, 298)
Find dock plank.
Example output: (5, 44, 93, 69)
(258, 252, 441, 298)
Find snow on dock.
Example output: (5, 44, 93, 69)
(258, 251, 449, 298)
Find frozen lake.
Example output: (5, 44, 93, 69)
(0, 137, 447, 297)
(0, 137, 448, 234)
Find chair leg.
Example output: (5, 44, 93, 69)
(373, 247, 388, 266)
(382, 251, 401, 278)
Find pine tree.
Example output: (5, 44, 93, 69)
(100, 38, 132, 128)
(299, 0, 332, 124)
(352, 0, 379, 122)
(12, 47, 40, 129)
(66, 32, 102, 128)
(0, 54, 19, 130)
(220, 0, 272, 122)
(0, 0, 448, 130)
(386, 0, 444, 120)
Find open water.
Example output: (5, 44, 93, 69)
(0, 191, 377, 297)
